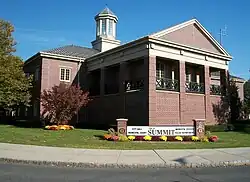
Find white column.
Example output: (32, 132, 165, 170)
(113, 21, 116, 38)
(99, 19, 102, 35)
(106, 19, 109, 36)
(196, 73, 200, 84)
(171, 67, 175, 80)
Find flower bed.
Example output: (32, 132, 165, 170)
(102, 128, 218, 143)
(102, 134, 217, 143)
(45, 125, 74, 130)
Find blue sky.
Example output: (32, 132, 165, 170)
(2, 0, 250, 79)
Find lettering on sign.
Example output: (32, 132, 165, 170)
(127, 126, 194, 136)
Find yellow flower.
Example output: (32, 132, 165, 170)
(175, 136, 183, 141)
(191, 136, 199, 141)
(160, 136, 167, 141)
(119, 135, 128, 142)
(128, 136, 135, 141)
(144, 135, 152, 141)
(200, 137, 209, 142)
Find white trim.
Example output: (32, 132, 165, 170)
(149, 37, 232, 60)
(40, 52, 85, 62)
(150, 19, 231, 57)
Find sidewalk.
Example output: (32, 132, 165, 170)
(0, 143, 250, 168)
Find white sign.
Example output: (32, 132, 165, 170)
(127, 126, 194, 136)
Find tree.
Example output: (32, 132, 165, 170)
(243, 80, 250, 117)
(40, 83, 90, 125)
(213, 77, 243, 125)
(0, 19, 32, 111)
(228, 80, 243, 123)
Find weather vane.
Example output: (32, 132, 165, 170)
(219, 25, 227, 46)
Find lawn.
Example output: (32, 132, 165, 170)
(0, 125, 250, 150)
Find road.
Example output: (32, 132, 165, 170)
(0, 162, 250, 182)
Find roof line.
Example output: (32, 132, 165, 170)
(150, 19, 231, 57)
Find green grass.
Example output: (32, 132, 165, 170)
(0, 125, 250, 150)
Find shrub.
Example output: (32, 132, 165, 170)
(135, 136, 144, 141)
(104, 134, 112, 140)
(45, 125, 74, 130)
(159, 136, 167, 141)
(128, 136, 135, 141)
(191, 136, 199, 142)
(151, 136, 161, 141)
(200, 136, 209, 142)
(144, 135, 152, 141)
(119, 135, 128, 142)
(209, 135, 218, 142)
(175, 136, 183, 141)
(41, 83, 89, 125)
(111, 135, 119, 141)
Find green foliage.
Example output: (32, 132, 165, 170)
(0, 19, 16, 55)
(0, 19, 32, 110)
(243, 80, 250, 116)
(228, 80, 243, 123)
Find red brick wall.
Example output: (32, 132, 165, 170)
(184, 94, 205, 124)
(40, 57, 79, 115)
(152, 91, 180, 125)
(209, 95, 222, 124)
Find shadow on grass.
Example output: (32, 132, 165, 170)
(94, 135, 104, 140)
(0, 119, 43, 129)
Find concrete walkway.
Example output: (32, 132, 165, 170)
(0, 143, 250, 168)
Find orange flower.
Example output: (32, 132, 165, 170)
(104, 134, 112, 140)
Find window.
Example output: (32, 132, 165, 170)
(101, 19, 106, 35)
(156, 62, 165, 79)
(109, 19, 113, 36)
(60, 68, 71, 82)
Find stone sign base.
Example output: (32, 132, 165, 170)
(116, 118, 128, 135)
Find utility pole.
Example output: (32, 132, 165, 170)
(219, 25, 227, 46)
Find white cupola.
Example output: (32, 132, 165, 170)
(91, 7, 120, 52)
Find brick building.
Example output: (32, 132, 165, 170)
(23, 7, 244, 127)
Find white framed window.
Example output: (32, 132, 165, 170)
(60, 68, 71, 82)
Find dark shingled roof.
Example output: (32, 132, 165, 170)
(42, 45, 100, 59)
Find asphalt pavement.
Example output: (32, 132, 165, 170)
(0, 162, 250, 182)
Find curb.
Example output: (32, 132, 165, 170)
(1, 158, 250, 169)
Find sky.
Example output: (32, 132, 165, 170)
(1, 0, 250, 79)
